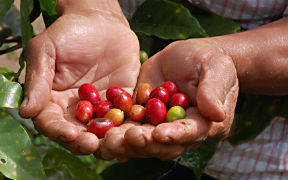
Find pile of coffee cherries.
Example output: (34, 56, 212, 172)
(75, 81, 189, 138)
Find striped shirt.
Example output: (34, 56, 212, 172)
(119, 0, 288, 29)
(119, 1, 288, 179)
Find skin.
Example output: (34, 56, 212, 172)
(95, 18, 288, 161)
(19, 0, 140, 155)
(20, 0, 288, 160)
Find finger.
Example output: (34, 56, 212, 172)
(208, 79, 239, 138)
(59, 132, 99, 155)
(136, 54, 166, 89)
(94, 122, 137, 160)
(197, 54, 237, 122)
(75, 132, 100, 154)
(124, 124, 154, 148)
(125, 125, 185, 160)
(19, 33, 56, 118)
(152, 108, 212, 144)
(33, 102, 81, 142)
(94, 139, 115, 160)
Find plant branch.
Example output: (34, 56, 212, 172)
(0, 43, 22, 55)
(3, 37, 21, 44)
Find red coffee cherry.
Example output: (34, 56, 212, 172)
(87, 118, 114, 138)
(113, 92, 132, 115)
(78, 83, 100, 104)
(136, 83, 153, 105)
(129, 105, 146, 122)
(160, 81, 178, 96)
(169, 93, 189, 109)
(145, 98, 167, 125)
(75, 100, 94, 123)
(106, 86, 125, 102)
(150, 86, 169, 105)
(94, 100, 113, 118)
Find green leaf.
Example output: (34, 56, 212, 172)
(38, 0, 57, 16)
(228, 93, 286, 145)
(130, 0, 207, 40)
(0, 74, 23, 108)
(39, 146, 102, 180)
(195, 13, 240, 36)
(181, 139, 220, 180)
(4, 108, 36, 134)
(0, 0, 14, 22)
(20, 0, 34, 48)
(0, 67, 16, 80)
(38, 0, 58, 28)
(135, 31, 151, 56)
(16, 51, 25, 78)
(0, 109, 46, 180)
(101, 158, 174, 180)
(77, 155, 115, 174)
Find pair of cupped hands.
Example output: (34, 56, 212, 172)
(19, 9, 238, 161)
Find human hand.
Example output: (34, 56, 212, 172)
(19, 3, 140, 155)
(95, 39, 239, 160)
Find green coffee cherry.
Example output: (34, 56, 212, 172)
(140, 50, 148, 64)
(166, 106, 186, 122)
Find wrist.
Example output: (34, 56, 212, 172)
(207, 18, 288, 95)
(56, 0, 129, 26)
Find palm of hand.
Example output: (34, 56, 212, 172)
(21, 13, 140, 154)
(96, 39, 239, 160)
(137, 39, 239, 143)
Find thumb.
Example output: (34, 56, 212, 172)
(19, 34, 56, 118)
(197, 55, 238, 122)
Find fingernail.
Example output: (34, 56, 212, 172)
(218, 100, 226, 120)
(153, 131, 171, 143)
(20, 96, 29, 109)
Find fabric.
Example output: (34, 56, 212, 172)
(118, 0, 288, 179)
(206, 117, 288, 180)
(119, 0, 288, 29)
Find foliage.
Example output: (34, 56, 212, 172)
(181, 139, 220, 180)
(0, 0, 283, 180)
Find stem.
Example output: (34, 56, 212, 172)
(0, 43, 22, 55)
(3, 37, 21, 44)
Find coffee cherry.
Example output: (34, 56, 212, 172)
(106, 86, 125, 102)
(87, 118, 114, 138)
(160, 81, 178, 96)
(76, 100, 94, 123)
(94, 100, 113, 118)
(150, 87, 169, 105)
(129, 105, 145, 122)
(114, 92, 132, 115)
(140, 50, 149, 64)
(166, 106, 186, 122)
(104, 108, 124, 126)
(78, 83, 100, 104)
(136, 83, 153, 105)
(169, 93, 189, 109)
(145, 98, 167, 125)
